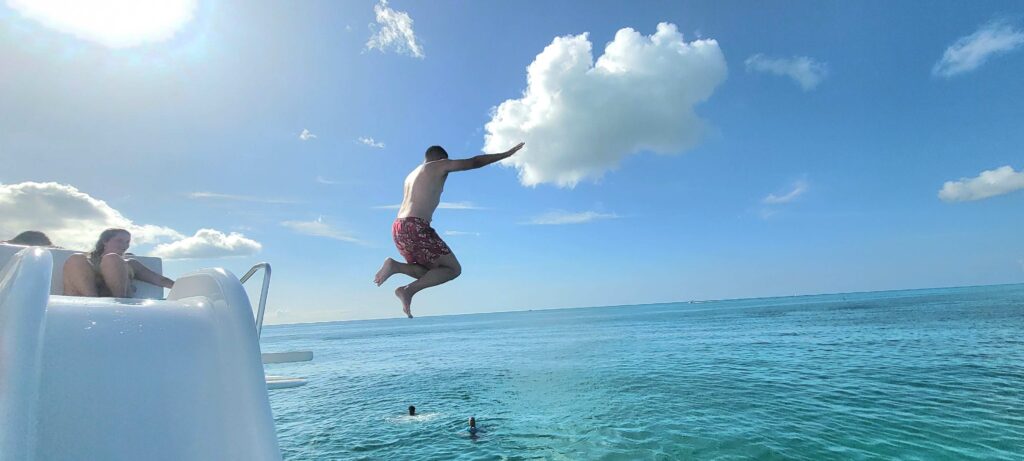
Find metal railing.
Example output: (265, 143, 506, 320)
(240, 262, 271, 337)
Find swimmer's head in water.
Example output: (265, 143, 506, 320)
(408, 405, 416, 416)
(469, 416, 476, 427)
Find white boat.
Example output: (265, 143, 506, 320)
(0, 244, 309, 460)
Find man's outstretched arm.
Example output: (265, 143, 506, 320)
(444, 142, 525, 172)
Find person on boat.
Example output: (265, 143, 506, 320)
(62, 228, 174, 297)
(374, 142, 525, 318)
(3, 230, 53, 246)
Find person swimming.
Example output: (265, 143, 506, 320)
(468, 416, 478, 435)
(408, 405, 416, 416)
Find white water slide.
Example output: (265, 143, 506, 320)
(0, 245, 309, 460)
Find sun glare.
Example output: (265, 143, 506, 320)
(7, 0, 198, 48)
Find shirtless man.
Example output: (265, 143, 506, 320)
(374, 142, 525, 318)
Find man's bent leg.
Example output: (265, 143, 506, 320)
(395, 253, 462, 318)
(375, 258, 429, 286)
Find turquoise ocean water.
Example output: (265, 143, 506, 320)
(262, 284, 1024, 460)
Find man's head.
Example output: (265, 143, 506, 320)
(425, 145, 448, 162)
(408, 405, 416, 416)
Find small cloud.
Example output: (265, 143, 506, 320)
(358, 136, 385, 148)
(444, 230, 480, 236)
(366, 0, 424, 59)
(759, 180, 809, 220)
(150, 229, 262, 259)
(762, 180, 809, 204)
(758, 208, 780, 220)
(315, 176, 340, 185)
(524, 210, 619, 225)
(745, 54, 828, 91)
(299, 129, 317, 141)
(189, 192, 299, 204)
(282, 217, 363, 244)
(373, 201, 482, 210)
(438, 201, 482, 210)
(933, 21, 1024, 78)
(938, 165, 1024, 202)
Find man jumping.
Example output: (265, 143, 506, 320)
(374, 142, 525, 318)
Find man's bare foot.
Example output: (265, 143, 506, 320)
(395, 286, 413, 318)
(374, 258, 397, 286)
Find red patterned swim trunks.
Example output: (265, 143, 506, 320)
(392, 217, 452, 266)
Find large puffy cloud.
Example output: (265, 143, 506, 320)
(938, 165, 1024, 202)
(0, 182, 262, 258)
(0, 181, 182, 250)
(150, 229, 262, 259)
(483, 23, 727, 188)
(933, 21, 1024, 78)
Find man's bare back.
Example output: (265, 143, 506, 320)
(374, 142, 525, 318)
(396, 161, 448, 223)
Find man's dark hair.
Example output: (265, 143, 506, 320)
(425, 145, 448, 162)
(8, 230, 52, 246)
(408, 405, 416, 416)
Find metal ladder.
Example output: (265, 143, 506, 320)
(240, 263, 312, 389)
(239, 262, 271, 337)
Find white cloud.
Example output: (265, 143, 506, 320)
(524, 210, 619, 225)
(745, 54, 828, 90)
(438, 201, 480, 210)
(366, 0, 424, 59)
(762, 180, 809, 204)
(933, 21, 1024, 78)
(938, 165, 1024, 202)
(188, 192, 299, 204)
(150, 229, 261, 259)
(374, 201, 482, 210)
(758, 208, 779, 220)
(483, 23, 727, 188)
(281, 217, 363, 244)
(0, 181, 182, 251)
(299, 129, 317, 141)
(7, 0, 197, 48)
(358, 136, 385, 148)
(315, 176, 340, 185)
(443, 230, 480, 237)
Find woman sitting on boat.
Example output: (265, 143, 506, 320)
(63, 228, 174, 297)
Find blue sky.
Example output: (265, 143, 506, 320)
(1, 1, 1022, 323)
